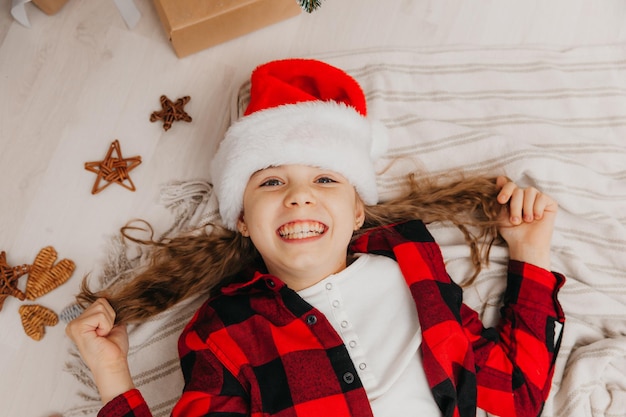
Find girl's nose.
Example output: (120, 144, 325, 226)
(285, 183, 315, 207)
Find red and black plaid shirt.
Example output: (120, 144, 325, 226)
(100, 220, 565, 417)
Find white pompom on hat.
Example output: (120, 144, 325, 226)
(210, 58, 388, 231)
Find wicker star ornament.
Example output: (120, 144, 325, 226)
(0, 251, 30, 311)
(150, 95, 192, 131)
(85, 140, 142, 194)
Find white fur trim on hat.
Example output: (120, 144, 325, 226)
(210, 101, 388, 230)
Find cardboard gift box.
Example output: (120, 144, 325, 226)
(33, 0, 69, 15)
(152, 0, 302, 58)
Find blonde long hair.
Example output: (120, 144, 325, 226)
(77, 173, 502, 324)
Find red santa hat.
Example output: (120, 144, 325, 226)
(210, 58, 388, 231)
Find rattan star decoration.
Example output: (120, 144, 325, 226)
(85, 139, 142, 194)
(0, 251, 30, 311)
(150, 95, 192, 131)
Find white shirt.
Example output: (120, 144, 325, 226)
(298, 254, 442, 416)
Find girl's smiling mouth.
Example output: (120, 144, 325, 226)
(277, 221, 327, 240)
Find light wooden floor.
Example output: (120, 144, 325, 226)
(1, 1, 626, 416)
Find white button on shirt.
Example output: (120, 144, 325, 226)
(298, 254, 442, 416)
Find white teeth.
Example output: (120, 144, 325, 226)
(278, 222, 325, 239)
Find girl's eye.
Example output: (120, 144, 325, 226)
(316, 177, 337, 184)
(260, 178, 283, 187)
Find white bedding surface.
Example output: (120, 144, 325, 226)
(57, 45, 626, 417)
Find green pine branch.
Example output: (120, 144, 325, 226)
(297, 0, 323, 13)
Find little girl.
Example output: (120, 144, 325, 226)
(66, 59, 565, 417)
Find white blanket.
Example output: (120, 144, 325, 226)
(62, 45, 626, 417)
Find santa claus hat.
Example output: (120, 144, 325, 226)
(210, 58, 388, 231)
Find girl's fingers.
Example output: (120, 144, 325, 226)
(508, 188, 524, 224)
(496, 178, 554, 225)
(495, 175, 509, 190)
(532, 192, 548, 220)
(90, 299, 116, 336)
(93, 298, 115, 317)
(522, 187, 539, 222)
(66, 298, 116, 339)
(496, 177, 517, 204)
(536, 193, 559, 218)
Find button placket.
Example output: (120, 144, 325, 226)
(325, 278, 349, 331)
(323, 277, 371, 384)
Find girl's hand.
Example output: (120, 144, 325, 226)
(65, 298, 135, 404)
(495, 176, 558, 270)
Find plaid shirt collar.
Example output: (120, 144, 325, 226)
(218, 225, 393, 297)
(221, 270, 285, 295)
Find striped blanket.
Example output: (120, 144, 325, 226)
(62, 45, 626, 417)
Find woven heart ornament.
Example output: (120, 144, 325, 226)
(25, 247, 75, 300)
(19, 304, 59, 341)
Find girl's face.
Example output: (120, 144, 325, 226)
(238, 164, 365, 291)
